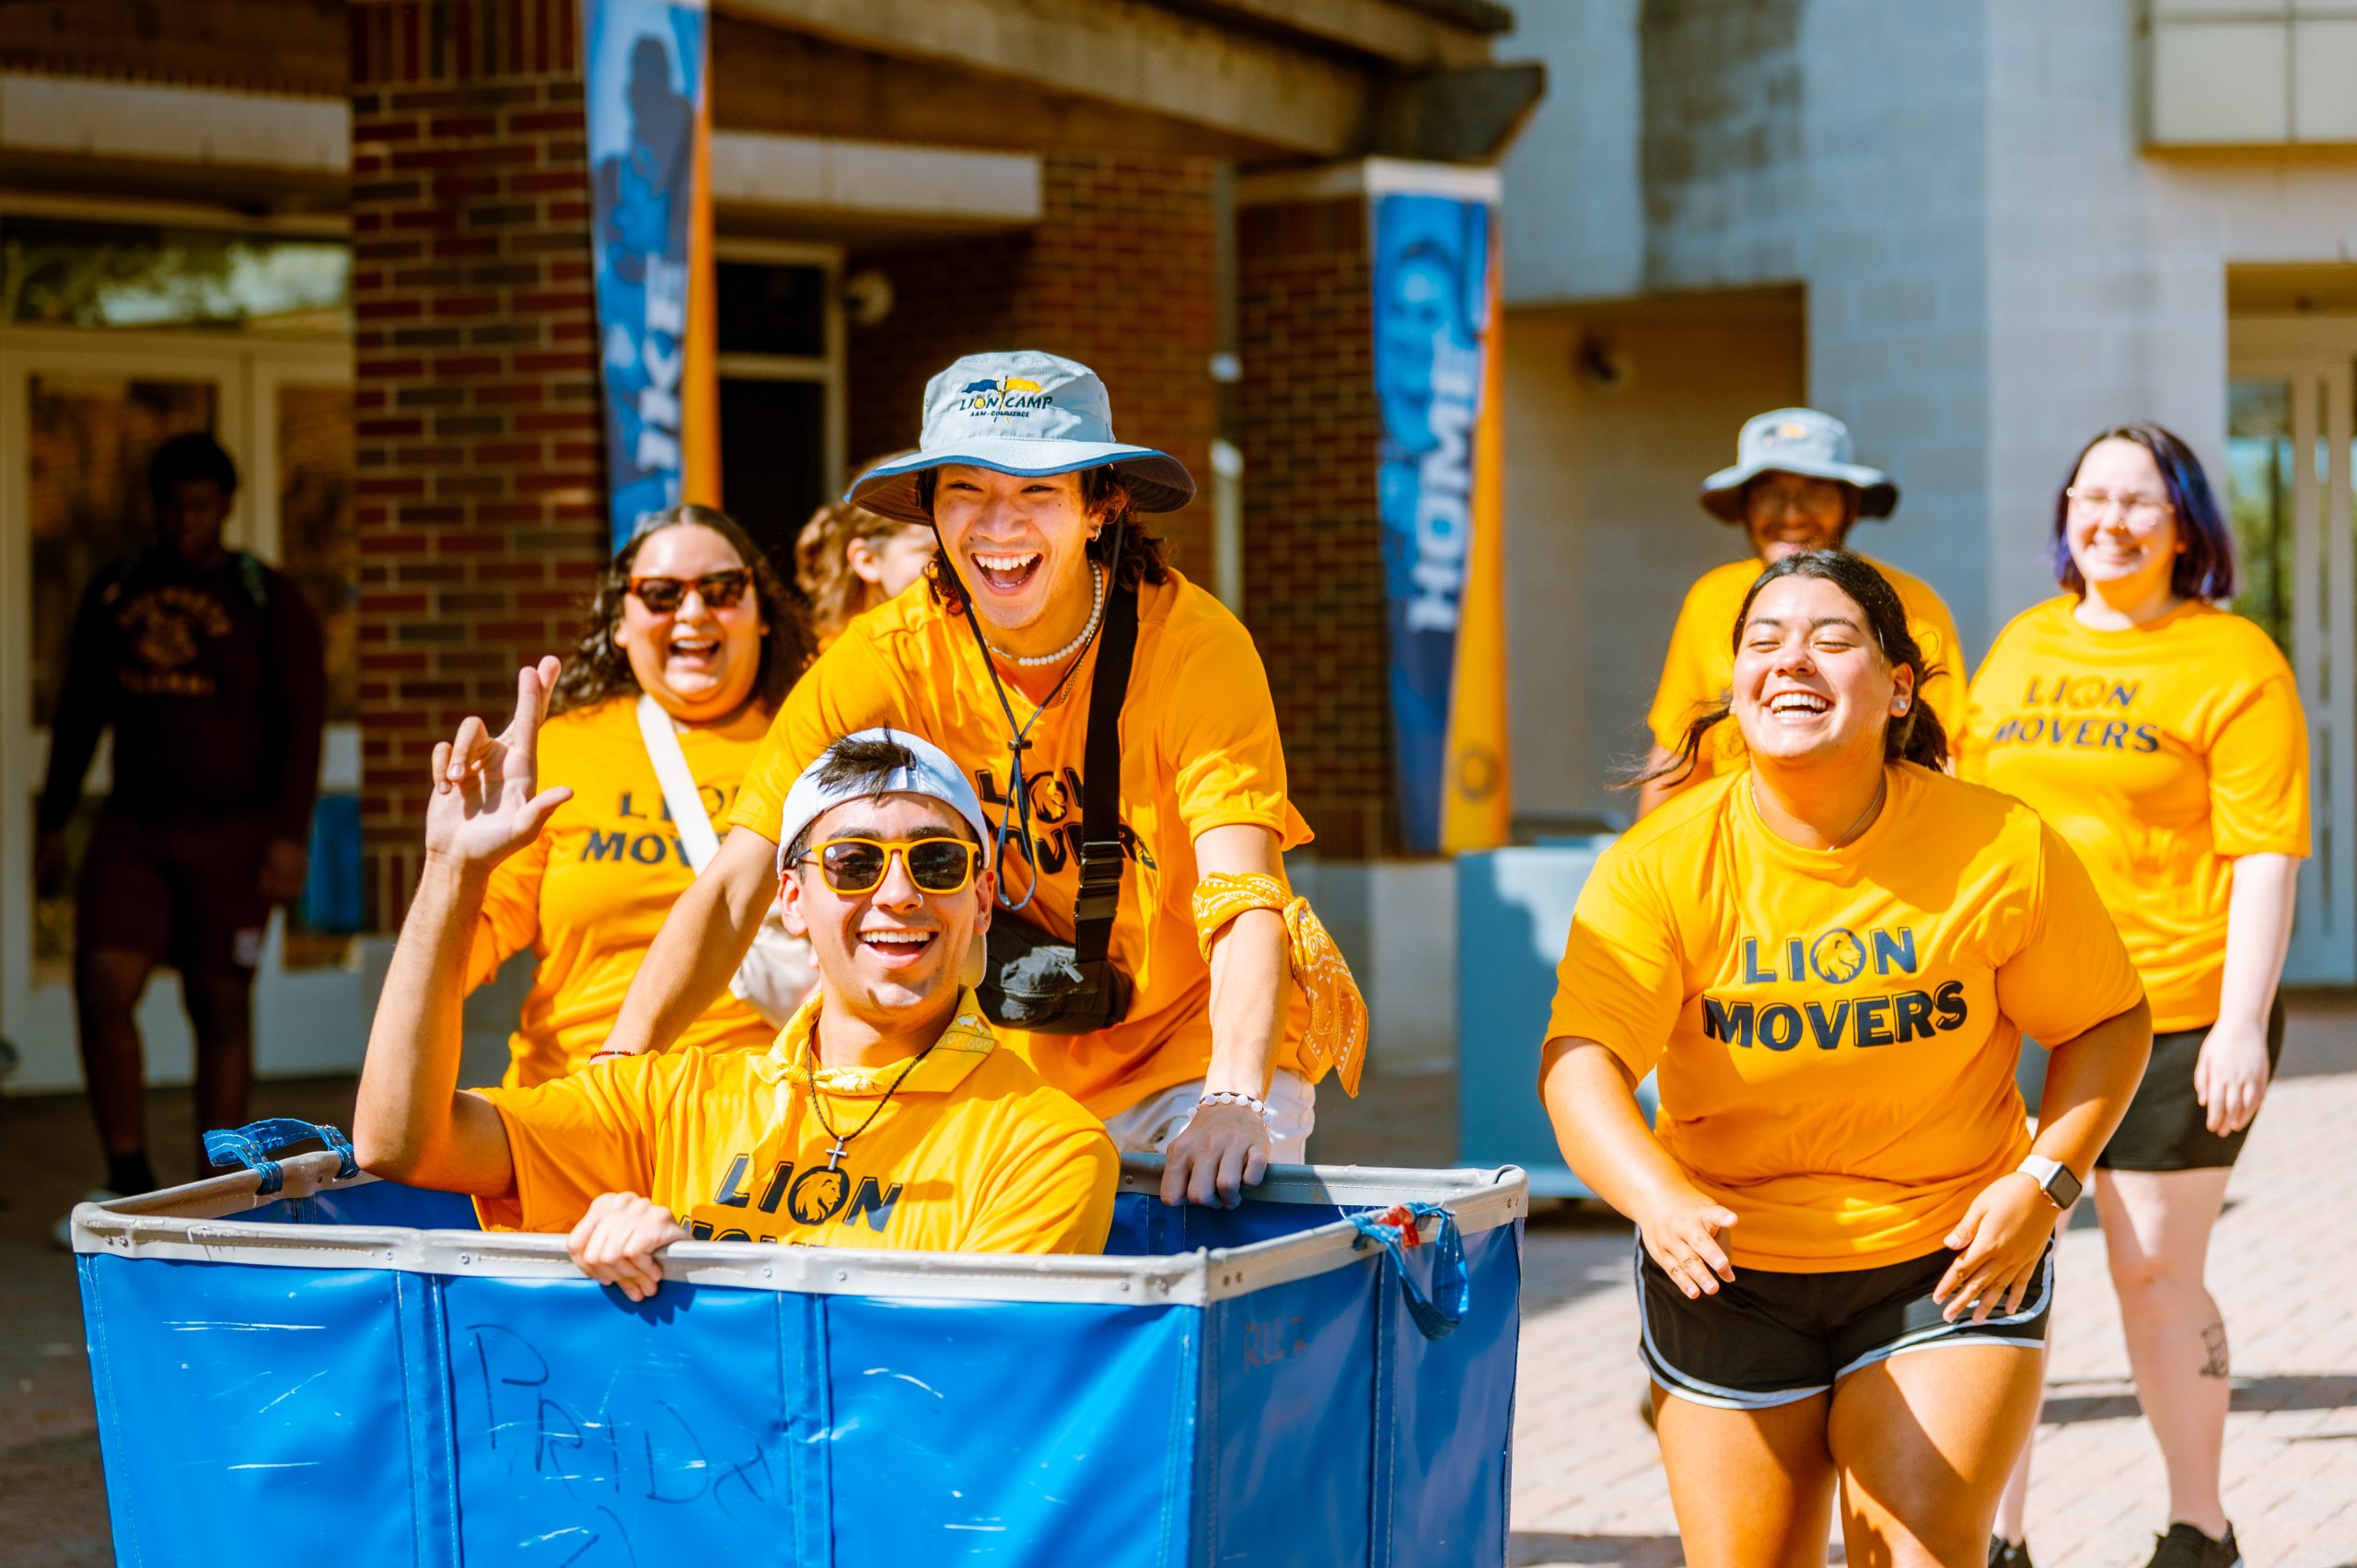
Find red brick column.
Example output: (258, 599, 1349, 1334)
(1237, 195, 1390, 857)
(844, 150, 1219, 576)
(350, 0, 604, 931)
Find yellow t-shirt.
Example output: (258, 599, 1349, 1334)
(1647, 554, 1965, 775)
(1547, 763, 2144, 1272)
(468, 696, 776, 1087)
(1959, 597, 2310, 1032)
(728, 570, 1315, 1119)
(474, 989, 1118, 1254)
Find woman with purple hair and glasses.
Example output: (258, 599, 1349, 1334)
(1963, 424, 2309, 1568)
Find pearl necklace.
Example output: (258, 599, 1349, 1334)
(985, 563, 1104, 668)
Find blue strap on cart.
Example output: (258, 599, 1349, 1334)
(203, 1118, 360, 1197)
(1349, 1201, 1469, 1340)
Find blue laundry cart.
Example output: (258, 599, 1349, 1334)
(1457, 839, 1655, 1197)
(73, 1129, 1526, 1568)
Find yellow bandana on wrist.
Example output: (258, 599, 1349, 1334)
(1191, 872, 1367, 1097)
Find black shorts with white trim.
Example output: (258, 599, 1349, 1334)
(1636, 1237, 2053, 1411)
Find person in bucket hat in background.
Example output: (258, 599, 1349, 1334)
(1636, 408, 1964, 819)
(598, 350, 1366, 1209)
(354, 666, 1117, 1280)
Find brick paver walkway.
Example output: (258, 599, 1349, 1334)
(3, 997, 2350, 1565)
(1505, 993, 2357, 1567)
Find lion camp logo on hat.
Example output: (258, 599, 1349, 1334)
(958, 374, 1054, 417)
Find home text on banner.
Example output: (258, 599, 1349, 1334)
(1371, 169, 1511, 854)
(586, 0, 714, 549)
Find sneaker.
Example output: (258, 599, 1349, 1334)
(50, 1189, 122, 1252)
(1989, 1537, 2033, 1568)
(2144, 1523, 2241, 1568)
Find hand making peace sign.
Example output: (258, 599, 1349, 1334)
(424, 656, 575, 870)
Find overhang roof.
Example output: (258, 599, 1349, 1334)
(714, 0, 1543, 165)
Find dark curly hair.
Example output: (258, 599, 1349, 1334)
(149, 431, 239, 505)
(549, 504, 815, 717)
(1636, 550, 1949, 788)
(914, 466, 1172, 616)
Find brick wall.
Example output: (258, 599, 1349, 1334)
(845, 151, 1219, 577)
(350, 0, 603, 930)
(1237, 196, 1392, 858)
(837, 153, 1415, 850)
(0, 0, 347, 95)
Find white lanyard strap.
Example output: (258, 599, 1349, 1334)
(635, 693, 722, 872)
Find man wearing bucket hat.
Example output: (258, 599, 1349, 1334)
(354, 658, 1118, 1282)
(1636, 408, 1964, 818)
(601, 351, 1366, 1209)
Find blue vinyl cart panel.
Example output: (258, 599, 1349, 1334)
(75, 1153, 1523, 1568)
(1456, 841, 1654, 1197)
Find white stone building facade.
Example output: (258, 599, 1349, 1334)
(1499, 0, 2357, 982)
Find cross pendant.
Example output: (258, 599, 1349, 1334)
(824, 1137, 849, 1170)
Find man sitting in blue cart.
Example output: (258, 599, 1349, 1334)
(354, 658, 1118, 1295)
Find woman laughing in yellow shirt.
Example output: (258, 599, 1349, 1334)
(1542, 551, 2152, 1568)
(1637, 408, 1964, 819)
(1965, 424, 2307, 1568)
(468, 505, 816, 1086)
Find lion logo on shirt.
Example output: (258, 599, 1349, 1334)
(785, 1166, 851, 1226)
(1808, 929, 1867, 986)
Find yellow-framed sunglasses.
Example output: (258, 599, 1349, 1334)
(795, 835, 982, 896)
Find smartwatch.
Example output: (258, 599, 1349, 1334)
(2017, 1155, 2082, 1212)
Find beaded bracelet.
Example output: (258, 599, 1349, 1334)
(1196, 1089, 1273, 1124)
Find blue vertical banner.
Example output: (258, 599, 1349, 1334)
(1371, 174, 1507, 854)
(585, 0, 709, 549)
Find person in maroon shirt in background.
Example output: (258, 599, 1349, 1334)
(35, 432, 326, 1202)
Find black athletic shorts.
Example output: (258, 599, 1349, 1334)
(1637, 1237, 2054, 1410)
(2096, 998, 2284, 1172)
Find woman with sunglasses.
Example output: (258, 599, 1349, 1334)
(1966, 425, 2307, 1568)
(1543, 551, 2152, 1568)
(463, 504, 817, 1086)
(603, 352, 1364, 1209)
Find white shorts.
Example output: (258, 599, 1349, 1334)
(1098, 1069, 1318, 1163)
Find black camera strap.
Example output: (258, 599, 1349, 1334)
(1072, 579, 1138, 975)
(941, 523, 1141, 1033)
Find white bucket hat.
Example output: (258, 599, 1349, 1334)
(1700, 408, 1898, 522)
(846, 350, 1196, 525)
(774, 727, 993, 876)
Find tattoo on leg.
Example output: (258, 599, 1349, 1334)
(2199, 1320, 2229, 1379)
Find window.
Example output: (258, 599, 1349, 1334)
(2147, 2, 2357, 145)
(2226, 378, 2293, 651)
(714, 246, 842, 576)
(0, 215, 351, 334)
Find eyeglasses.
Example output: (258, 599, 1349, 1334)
(627, 569, 751, 613)
(2065, 488, 2174, 525)
(798, 836, 981, 895)
(1747, 487, 1842, 518)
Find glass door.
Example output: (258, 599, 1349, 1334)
(2228, 319, 2357, 983)
(0, 329, 359, 1092)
